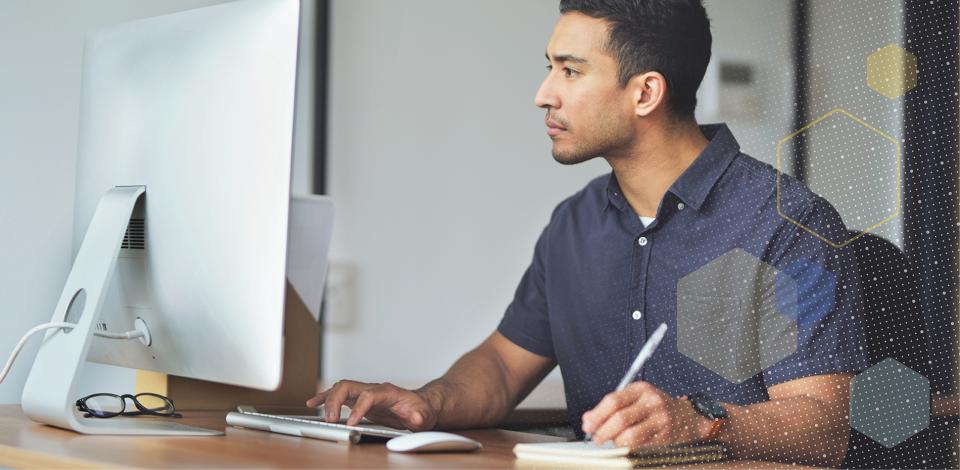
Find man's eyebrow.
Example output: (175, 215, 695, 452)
(545, 52, 589, 64)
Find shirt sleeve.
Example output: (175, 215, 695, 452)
(762, 196, 871, 387)
(496, 223, 556, 359)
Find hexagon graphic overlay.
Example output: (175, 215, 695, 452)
(775, 259, 836, 328)
(850, 358, 930, 448)
(776, 108, 901, 248)
(867, 44, 918, 99)
(677, 248, 798, 384)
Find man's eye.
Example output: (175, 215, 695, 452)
(545, 64, 553, 71)
(564, 67, 580, 78)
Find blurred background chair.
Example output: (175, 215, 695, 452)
(842, 230, 958, 469)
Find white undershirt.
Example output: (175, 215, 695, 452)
(639, 216, 656, 227)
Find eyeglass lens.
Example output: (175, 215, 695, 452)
(135, 393, 176, 413)
(83, 394, 124, 418)
(80, 393, 176, 417)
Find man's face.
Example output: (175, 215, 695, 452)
(535, 13, 635, 165)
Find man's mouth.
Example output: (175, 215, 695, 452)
(546, 118, 567, 137)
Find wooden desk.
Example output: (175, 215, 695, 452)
(0, 406, 805, 469)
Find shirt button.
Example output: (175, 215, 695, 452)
(632, 310, 642, 320)
(678, 202, 685, 210)
(637, 236, 648, 246)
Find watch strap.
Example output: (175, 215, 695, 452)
(705, 415, 727, 440)
(681, 394, 728, 440)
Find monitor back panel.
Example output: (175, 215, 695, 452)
(75, 0, 301, 391)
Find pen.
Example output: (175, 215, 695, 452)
(585, 322, 668, 442)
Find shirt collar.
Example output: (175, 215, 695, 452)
(667, 123, 740, 211)
(603, 123, 740, 213)
(603, 173, 628, 213)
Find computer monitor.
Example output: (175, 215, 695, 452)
(20, 0, 320, 436)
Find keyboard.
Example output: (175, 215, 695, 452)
(227, 410, 410, 442)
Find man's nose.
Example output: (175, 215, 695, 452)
(534, 75, 559, 109)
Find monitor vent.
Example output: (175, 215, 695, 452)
(122, 218, 145, 250)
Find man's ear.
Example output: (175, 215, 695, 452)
(628, 71, 668, 118)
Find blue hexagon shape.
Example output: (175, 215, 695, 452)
(850, 358, 930, 448)
(775, 259, 836, 328)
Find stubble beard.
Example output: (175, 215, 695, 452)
(551, 113, 632, 166)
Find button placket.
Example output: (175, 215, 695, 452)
(630, 229, 651, 379)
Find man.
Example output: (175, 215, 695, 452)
(307, 0, 869, 466)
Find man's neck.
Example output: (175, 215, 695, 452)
(605, 120, 709, 218)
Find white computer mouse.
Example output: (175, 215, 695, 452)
(386, 432, 482, 453)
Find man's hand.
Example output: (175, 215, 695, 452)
(306, 332, 555, 432)
(306, 380, 438, 431)
(582, 381, 712, 448)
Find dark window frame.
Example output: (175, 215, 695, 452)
(313, 0, 330, 195)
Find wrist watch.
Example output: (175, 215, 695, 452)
(684, 393, 729, 440)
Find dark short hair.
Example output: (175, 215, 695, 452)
(559, 0, 712, 118)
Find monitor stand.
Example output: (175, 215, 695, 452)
(20, 186, 222, 436)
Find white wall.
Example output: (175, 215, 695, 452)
(0, 0, 802, 408)
(700, 0, 795, 167)
(0, 0, 316, 404)
(323, 0, 796, 404)
(323, 0, 607, 389)
(805, 0, 904, 247)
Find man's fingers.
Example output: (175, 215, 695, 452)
(613, 420, 659, 449)
(583, 393, 627, 432)
(391, 401, 428, 431)
(323, 381, 361, 423)
(591, 400, 651, 445)
(346, 390, 379, 426)
(306, 390, 330, 408)
(307, 380, 434, 431)
(404, 409, 425, 429)
(607, 396, 674, 448)
(361, 410, 408, 430)
(583, 382, 650, 434)
(346, 385, 408, 427)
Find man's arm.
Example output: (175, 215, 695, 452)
(712, 373, 853, 466)
(307, 331, 555, 431)
(583, 373, 854, 468)
(415, 331, 556, 428)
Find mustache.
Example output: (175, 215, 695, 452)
(546, 112, 569, 129)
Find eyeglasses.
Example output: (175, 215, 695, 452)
(75, 392, 182, 419)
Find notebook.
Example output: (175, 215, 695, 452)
(513, 440, 729, 468)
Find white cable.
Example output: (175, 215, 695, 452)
(92, 329, 145, 340)
(0, 322, 145, 385)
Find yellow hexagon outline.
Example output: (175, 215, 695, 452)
(776, 108, 902, 249)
